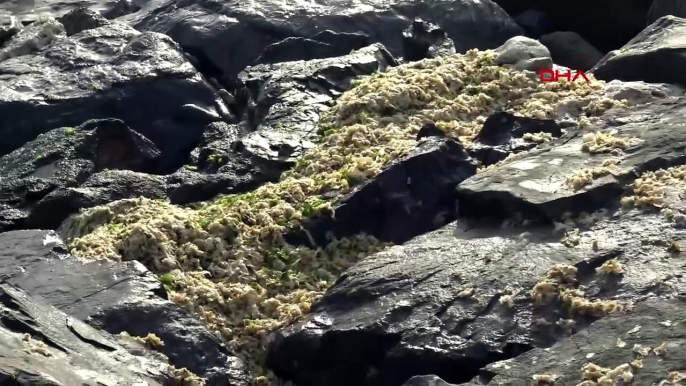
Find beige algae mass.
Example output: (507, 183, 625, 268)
(622, 165, 686, 225)
(60, 49, 630, 384)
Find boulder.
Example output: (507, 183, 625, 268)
(539, 31, 604, 71)
(457, 97, 686, 223)
(120, 0, 523, 82)
(402, 18, 456, 62)
(285, 136, 478, 247)
(513, 9, 556, 39)
(592, 16, 686, 87)
(267, 204, 686, 385)
(533, 0, 653, 53)
(0, 229, 250, 384)
(0, 15, 21, 45)
(468, 298, 686, 385)
(58, 7, 110, 36)
(493, 36, 552, 72)
(0, 282, 177, 385)
(0, 16, 65, 62)
(228, 44, 396, 176)
(255, 31, 370, 65)
(0, 119, 162, 232)
(0, 22, 225, 173)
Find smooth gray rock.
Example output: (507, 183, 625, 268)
(493, 35, 552, 72)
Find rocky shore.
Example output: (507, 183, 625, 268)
(2, 0, 686, 385)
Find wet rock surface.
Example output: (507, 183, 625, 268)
(0, 21, 223, 172)
(0, 119, 162, 232)
(121, 0, 522, 82)
(0, 281, 177, 385)
(285, 137, 478, 247)
(592, 16, 686, 87)
(2, 0, 686, 383)
(267, 205, 686, 385)
(458, 98, 686, 222)
(0, 229, 250, 384)
(227, 44, 396, 177)
(468, 298, 686, 385)
(402, 18, 456, 62)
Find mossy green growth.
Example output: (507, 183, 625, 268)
(64, 127, 75, 136)
(207, 154, 224, 164)
(159, 273, 176, 288)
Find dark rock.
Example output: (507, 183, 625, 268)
(402, 18, 456, 62)
(27, 170, 168, 229)
(0, 119, 163, 232)
(513, 9, 556, 39)
(0, 15, 21, 46)
(458, 98, 686, 223)
(470, 298, 686, 385)
(256, 37, 338, 64)
(539, 31, 604, 71)
(476, 111, 562, 147)
(164, 168, 268, 205)
(192, 122, 245, 172)
(284, 137, 478, 247)
(253, 30, 373, 64)
(0, 282, 178, 385)
(312, 30, 370, 52)
(467, 140, 537, 168)
(103, 0, 156, 19)
(28, 165, 266, 231)
(592, 16, 686, 87)
(121, 0, 523, 83)
(58, 7, 110, 36)
(77, 118, 163, 173)
(0, 229, 250, 384)
(232, 44, 396, 175)
(416, 122, 447, 141)
(268, 204, 686, 385)
(0, 22, 224, 173)
(534, 0, 653, 53)
(0, 16, 65, 62)
(89, 298, 250, 385)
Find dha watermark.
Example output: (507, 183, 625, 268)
(540, 69, 590, 82)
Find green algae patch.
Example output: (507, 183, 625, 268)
(60, 49, 631, 384)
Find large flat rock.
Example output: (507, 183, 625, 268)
(457, 97, 686, 222)
(266, 196, 686, 384)
(0, 282, 175, 385)
(0, 229, 250, 384)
